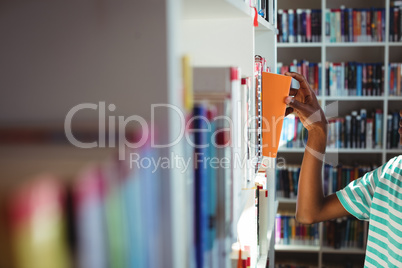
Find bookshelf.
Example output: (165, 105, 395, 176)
(0, 1, 280, 268)
(275, 0, 402, 267)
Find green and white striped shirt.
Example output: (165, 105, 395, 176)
(336, 155, 402, 268)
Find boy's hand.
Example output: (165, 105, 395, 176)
(284, 72, 327, 135)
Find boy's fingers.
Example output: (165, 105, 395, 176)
(285, 97, 308, 115)
(289, 88, 298, 96)
(285, 107, 294, 116)
(285, 72, 311, 95)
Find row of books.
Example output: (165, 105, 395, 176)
(389, 62, 402, 96)
(327, 109, 383, 149)
(325, 7, 386, 43)
(325, 62, 384, 97)
(277, 6, 400, 43)
(276, 60, 402, 97)
(279, 115, 308, 149)
(277, 60, 321, 95)
(277, 9, 322, 43)
(192, 66, 249, 268)
(0, 140, 165, 268)
(323, 164, 375, 196)
(276, 164, 375, 199)
(280, 108, 391, 150)
(322, 218, 368, 249)
(386, 111, 402, 149)
(276, 166, 300, 199)
(275, 213, 319, 246)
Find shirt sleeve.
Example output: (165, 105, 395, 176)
(336, 164, 383, 221)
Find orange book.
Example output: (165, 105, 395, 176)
(261, 72, 292, 158)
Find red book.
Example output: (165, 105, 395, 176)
(306, 10, 312, 42)
(366, 9, 371, 41)
(377, 10, 382, 41)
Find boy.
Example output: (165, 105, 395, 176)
(284, 72, 402, 268)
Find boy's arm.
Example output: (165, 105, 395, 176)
(284, 72, 351, 224)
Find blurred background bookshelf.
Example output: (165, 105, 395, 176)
(275, 0, 402, 267)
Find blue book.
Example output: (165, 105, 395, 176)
(124, 167, 144, 268)
(288, 10, 295, 42)
(356, 63, 362, 96)
(193, 104, 209, 268)
(141, 145, 161, 268)
(207, 109, 217, 252)
(283, 216, 289, 244)
(375, 110, 383, 148)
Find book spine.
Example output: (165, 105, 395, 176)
(288, 9, 295, 43)
(282, 11, 288, 42)
(366, 8, 372, 42)
(348, 8, 354, 42)
(306, 9, 312, 42)
(356, 64, 362, 96)
(387, 114, 393, 149)
(375, 109, 383, 148)
(326, 9, 331, 43)
(340, 6, 345, 42)
(296, 9, 303, 43)
(360, 109, 367, 148)
(377, 9, 382, 42)
(361, 9, 367, 42)
(335, 9, 341, 42)
(392, 111, 400, 148)
(366, 118, 373, 149)
(278, 10, 283, 42)
(353, 9, 357, 42)
(330, 10, 336, 42)
(302, 9, 306, 42)
(345, 115, 352, 148)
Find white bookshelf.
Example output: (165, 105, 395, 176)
(0, 1, 279, 268)
(276, 0, 402, 267)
